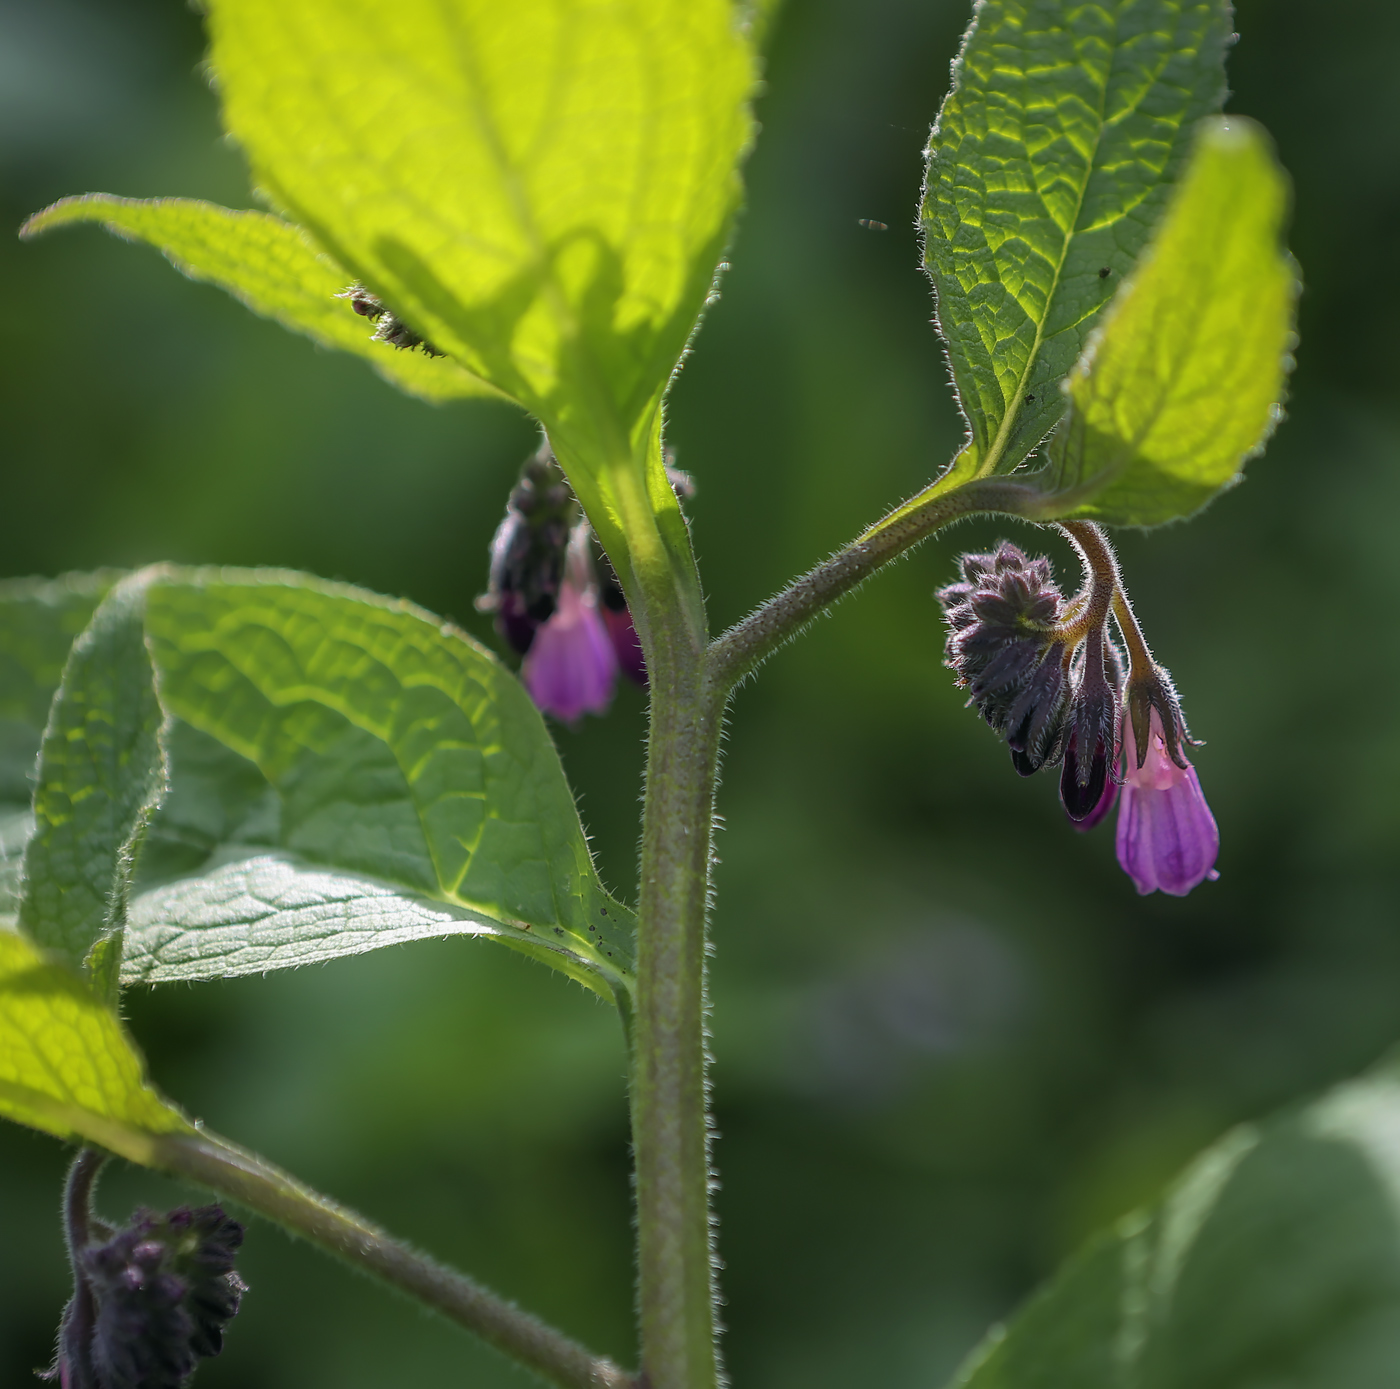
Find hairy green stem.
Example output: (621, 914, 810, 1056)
(627, 470, 1053, 1388)
(630, 570, 723, 1389)
(143, 1130, 633, 1389)
(708, 477, 1039, 689)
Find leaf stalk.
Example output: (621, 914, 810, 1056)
(143, 1130, 634, 1389)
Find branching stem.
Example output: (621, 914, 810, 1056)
(143, 1130, 635, 1389)
(707, 477, 1040, 690)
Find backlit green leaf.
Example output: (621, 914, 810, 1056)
(1039, 117, 1297, 526)
(950, 1064, 1400, 1389)
(18, 576, 166, 982)
(126, 571, 634, 1004)
(203, 0, 753, 585)
(924, 0, 1230, 477)
(21, 197, 500, 404)
(0, 930, 190, 1150)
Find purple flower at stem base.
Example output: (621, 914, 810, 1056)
(1116, 709, 1220, 896)
(523, 578, 618, 722)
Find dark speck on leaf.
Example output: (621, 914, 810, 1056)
(1098, 267, 1111, 278)
(1025, 395, 1034, 404)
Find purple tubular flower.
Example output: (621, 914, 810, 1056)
(1116, 709, 1220, 895)
(523, 565, 618, 721)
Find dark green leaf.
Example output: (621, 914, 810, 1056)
(924, 0, 1231, 477)
(125, 571, 634, 1004)
(19, 576, 166, 982)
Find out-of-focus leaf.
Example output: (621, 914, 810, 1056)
(20, 197, 501, 404)
(924, 0, 1230, 477)
(0, 930, 190, 1149)
(203, 0, 753, 587)
(1039, 117, 1297, 526)
(18, 577, 164, 984)
(125, 571, 634, 1004)
(950, 1064, 1400, 1389)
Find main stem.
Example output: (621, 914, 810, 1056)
(627, 469, 1057, 1387)
(632, 590, 725, 1389)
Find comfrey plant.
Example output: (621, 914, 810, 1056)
(24, 1, 1400, 1386)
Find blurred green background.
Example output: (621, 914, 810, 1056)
(3, 0, 1400, 1384)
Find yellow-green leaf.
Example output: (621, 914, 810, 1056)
(0, 931, 190, 1152)
(21, 197, 500, 404)
(1041, 117, 1298, 526)
(203, 0, 754, 581)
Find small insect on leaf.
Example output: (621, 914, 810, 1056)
(857, 219, 889, 231)
(1098, 267, 1112, 279)
(334, 284, 445, 357)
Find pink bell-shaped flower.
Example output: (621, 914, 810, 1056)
(522, 536, 618, 722)
(1116, 709, 1219, 896)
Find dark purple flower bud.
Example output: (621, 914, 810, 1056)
(80, 1206, 246, 1389)
(1005, 643, 1070, 776)
(1059, 631, 1122, 824)
(937, 542, 1067, 764)
(477, 447, 577, 655)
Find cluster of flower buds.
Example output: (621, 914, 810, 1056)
(335, 283, 444, 357)
(477, 445, 665, 721)
(937, 538, 1218, 896)
(48, 1196, 247, 1389)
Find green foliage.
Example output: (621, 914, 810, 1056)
(127, 571, 634, 1004)
(1041, 117, 1297, 525)
(206, 0, 752, 576)
(923, 0, 1230, 479)
(19, 577, 165, 984)
(0, 930, 189, 1150)
(0, 572, 115, 922)
(951, 1064, 1400, 1389)
(21, 198, 500, 403)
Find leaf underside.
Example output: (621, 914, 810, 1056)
(923, 0, 1231, 477)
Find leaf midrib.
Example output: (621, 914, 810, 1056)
(977, 25, 1114, 480)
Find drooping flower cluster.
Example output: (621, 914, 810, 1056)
(937, 537, 1218, 896)
(477, 445, 651, 721)
(49, 1200, 247, 1389)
